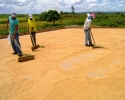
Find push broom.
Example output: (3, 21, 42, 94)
(8, 30, 35, 62)
(29, 31, 40, 51)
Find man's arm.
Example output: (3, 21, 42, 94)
(13, 25, 18, 39)
(6, 19, 9, 29)
(27, 19, 30, 30)
(27, 23, 29, 28)
(27, 23, 30, 33)
(30, 21, 34, 32)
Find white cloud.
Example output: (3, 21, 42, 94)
(0, 0, 125, 14)
(86, 0, 97, 3)
(63, 0, 81, 5)
(0, 4, 5, 7)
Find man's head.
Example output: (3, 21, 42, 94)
(91, 13, 96, 19)
(11, 13, 16, 20)
(29, 14, 33, 20)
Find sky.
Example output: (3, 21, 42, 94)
(0, 0, 125, 14)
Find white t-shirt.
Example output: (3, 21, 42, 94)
(83, 14, 92, 30)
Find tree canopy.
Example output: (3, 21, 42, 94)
(71, 6, 75, 14)
(39, 10, 61, 25)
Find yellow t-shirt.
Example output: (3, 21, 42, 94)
(28, 18, 36, 32)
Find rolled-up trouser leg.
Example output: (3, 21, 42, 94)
(88, 30, 92, 45)
(84, 29, 93, 45)
(14, 33, 22, 54)
(31, 32, 36, 46)
(30, 33, 34, 46)
(84, 29, 88, 45)
(10, 34, 17, 53)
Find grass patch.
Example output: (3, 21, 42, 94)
(0, 13, 125, 36)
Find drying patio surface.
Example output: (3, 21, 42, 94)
(0, 28, 125, 100)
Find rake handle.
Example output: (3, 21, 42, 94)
(90, 29, 96, 46)
(29, 30, 36, 46)
(8, 29, 22, 52)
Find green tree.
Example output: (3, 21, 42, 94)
(71, 6, 75, 14)
(39, 10, 61, 25)
(60, 10, 63, 15)
(39, 12, 48, 21)
(120, 13, 124, 17)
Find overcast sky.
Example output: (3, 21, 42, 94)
(0, 0, 125, 14)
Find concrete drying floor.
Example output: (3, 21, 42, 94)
(0, 28, 125, 100)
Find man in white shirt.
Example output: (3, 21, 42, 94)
(83, 13, 96, 47)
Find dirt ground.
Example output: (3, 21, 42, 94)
(0, 28, 125, 100)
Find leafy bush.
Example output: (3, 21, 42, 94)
(101, 23, 109, 26)
(109, 23, 118, 27)
(75, 21, 84, 25)
(0, 21, 6, 24)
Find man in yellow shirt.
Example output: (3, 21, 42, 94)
(27, 14, 36, 46)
